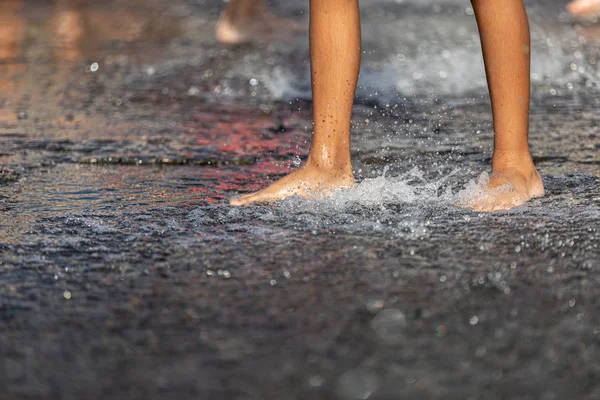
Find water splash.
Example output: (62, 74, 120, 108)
(277, 166, 457, 214)
(453, 171, 507, 207)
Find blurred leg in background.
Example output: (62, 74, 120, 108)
(0, 0, 25, 123)
(567, 0, 600, 17)
(216, 0, 304, 44)
(0, 0, 24, 61)
(51, 0, 84, 61)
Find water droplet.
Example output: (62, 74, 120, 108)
(63, 290, 72, 300)
(249, 78, 258, 86)
(365, 299, 385, 313)
(336, 369, 380, 400)
(435, 324, 447, 337)
(371, 309, 407, 345)
(187, 86, 200, 96)
(476, 346, 487, 358)
(470, 316, 479, 325)
(90, 62, 99, 72)
(309, 375, 325, 388)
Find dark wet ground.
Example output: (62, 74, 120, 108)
(1, 0, 600, 399)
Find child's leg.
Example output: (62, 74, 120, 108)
(566, 0, 600, 16)
(467, 0, 544, 211)
(230, 0, 360, 206)
(0, 0, 24, 60)
(216, 0, 305, 45)
(52, 0, 84, 61)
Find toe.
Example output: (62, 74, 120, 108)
(230, 189, 283, 206)
(489, 195, 525, 212)
(229, 191, 258, 206)
(471, 200, 493, 212)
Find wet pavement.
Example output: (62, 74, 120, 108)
(1, 0, 600, 399)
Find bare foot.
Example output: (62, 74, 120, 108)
(459, 152, 544, 212)
(216, 5, 305, 45)
(567, 0, 600, 17)
(230, 163, 355, 206)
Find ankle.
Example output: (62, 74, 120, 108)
(491, 150, 535, 172)
(306, 156, 352, 175)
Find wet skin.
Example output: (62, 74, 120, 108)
(461, 151, 545, 212)
(230, 0, 544, 211)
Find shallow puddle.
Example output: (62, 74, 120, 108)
(1, 0, 600, 399)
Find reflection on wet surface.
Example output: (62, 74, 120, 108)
(1, 0, 600, 399)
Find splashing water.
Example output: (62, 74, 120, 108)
(279, 166, 458, 213)
(454, 171, 520, 207)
